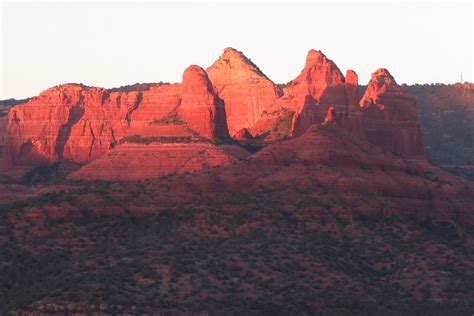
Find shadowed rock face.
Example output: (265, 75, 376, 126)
(360, 68, 424, 156)
(344, 70, 363, 136)
(3, 48, 424, 167)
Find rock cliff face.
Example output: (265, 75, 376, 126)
(4, 83, 182, 165)
(3, 48, 425, 167)
(3, 67, 230, 166)
(287, 50, 349, 137)
(178, 65, 229, 140)
(286, 50, 347, 106)
(206, 48, 281, 136)
(359, 68, 424, 156)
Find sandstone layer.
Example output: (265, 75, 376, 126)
(70, 143, 248, 181)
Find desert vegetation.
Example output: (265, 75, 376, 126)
(107, 82, 170, 93)
(117, 135, 195, 145)
(407, 83, 474, 179)
(0, 182, 473, 314)
(149, 110, 183, 125)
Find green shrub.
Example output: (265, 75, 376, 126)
(118, 135, 195, 145)
(271, 110, 294, 138)
(149, 110, 183, 125)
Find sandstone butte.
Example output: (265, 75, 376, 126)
(2, 47, 424, 169)
(206, 47, 282, 136)
(359, 68, 424, 156)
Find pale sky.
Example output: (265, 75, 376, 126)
(1, 1, 472, 99)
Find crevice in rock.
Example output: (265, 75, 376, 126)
(55, 97, 85, 160)
(87, 122, 96, 159)
(125, 92, 143, 127)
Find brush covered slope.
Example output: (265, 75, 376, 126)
(408, 83, 474, 179)
(1, 125, 474, 314)
(70, 143, 250, 181)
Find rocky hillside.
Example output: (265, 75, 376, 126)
(1, 125, 473, 314)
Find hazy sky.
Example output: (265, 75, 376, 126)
(1, 1, 472, 99)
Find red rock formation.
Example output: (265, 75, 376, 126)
(285, 50, 347, 106)
(359, 68, 423, 156)
(178, 65, 229, 140)
(234, 128, 254, 141)
(345, 70, 359, 108)
(3, 83, 184, 165)
(128, 84, 181, 126)
(2, 48, 426, 167)
(71, 143, 246, 181)
(206, 48, 281, 136)
(287, 50, 349, 136)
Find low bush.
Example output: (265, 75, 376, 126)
(149, 110, 183, 125)
(118, 135, 195, 145)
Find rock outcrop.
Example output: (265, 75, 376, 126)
(234, 128, 254, 141)
(288, 50, 349, 136)
(345, 70, 359, 108)
(2, 48, 426, 167)
(206, 48, 281, 136)
(359, 68, 423, 156)
(344, 70, 363, 136)
(3, 83, 183, 165)
(3, 67, 230, 166)
(285, 49, 347, 106)
(71, 143, 247, 181)
(178, 65, 229, 140)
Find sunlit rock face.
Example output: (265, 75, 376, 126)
(178, 65, 229, 140)
(3, 48, 424, 167)
(3, 83, 183, 165)
(2, 70, 229, 166)
(206, 47, 282, 136)
(287, 50, 350, 137)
